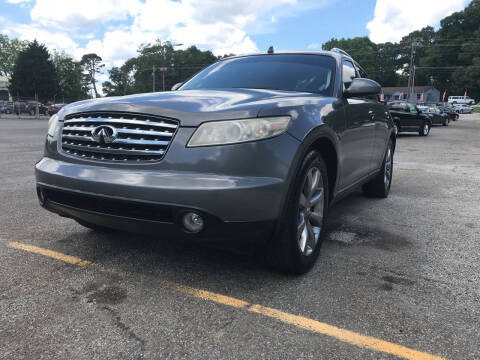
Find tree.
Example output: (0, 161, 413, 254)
(322, 36, 400, 86)
(52, 50, 89, 103)
(80, 53, 104, 98)
(102, 65, 133, 96)
(9, 40, 56, 101)
(0, 35, 28, 77)
(106, 42, 218, 95)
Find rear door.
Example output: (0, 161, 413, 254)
(338, 60, 376, 189)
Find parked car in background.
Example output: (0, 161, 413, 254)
(388, 101, 432, 136)
(454, 104, 473, 114)
(425, 106, 450, 126)
(0, 100, 13, 114)
(25, 101, 48, 116)
(48, 104, 65, 116)
(35, 49, 396, 274)
(438, 105, 459, 121)
(448, 96, 475, 105)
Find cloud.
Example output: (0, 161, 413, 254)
(11, 24, 80, 55)
(367, 0, 470, 43)
(3, 0, 335, 68)
(30, 0, 141, 29)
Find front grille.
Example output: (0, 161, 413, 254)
(61, 112, 179, 162)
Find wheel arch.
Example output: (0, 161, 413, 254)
(309, 137, 338, 203)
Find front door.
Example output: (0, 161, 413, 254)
(338, 60, 376, 190)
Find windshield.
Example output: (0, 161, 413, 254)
(181, 54, 336, 96)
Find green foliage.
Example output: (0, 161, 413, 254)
(103, 41, 218, 96)
(80, 53, 104, 98)
(8, 40, 56, 101)
(321, 0, 480, 100)
(322, 37, 399, 86)
(0, 34, 28, 77)
(52, 50, 89, 103)
(102, 66, 134, 96)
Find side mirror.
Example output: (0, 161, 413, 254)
(171, 82, 183, 91)
(344, 78, 381, 98)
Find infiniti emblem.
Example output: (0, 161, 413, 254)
(91, 125, 118, 144)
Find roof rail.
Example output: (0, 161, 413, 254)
(330, 48, 351, 57)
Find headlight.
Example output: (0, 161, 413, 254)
(47, 114, 59, 137)
(187, 116, 291, 147)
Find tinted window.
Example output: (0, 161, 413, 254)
(357, 66, 368, 78)
(181, 54, 336, 96)
(342, 60, 357, 88)
(388, 103, 404, 111)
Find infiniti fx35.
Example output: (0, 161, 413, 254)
(36, 49, 395, 274)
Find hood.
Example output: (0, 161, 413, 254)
(61, 88, 323, 126)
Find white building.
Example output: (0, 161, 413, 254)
(0, 75, 11, 101)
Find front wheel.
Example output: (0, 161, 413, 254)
(419, 122, 430, 136)
(266, 151, 328, 274)
(362, 139, 393, 198)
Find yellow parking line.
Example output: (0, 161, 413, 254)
(6, 241, 445, 360)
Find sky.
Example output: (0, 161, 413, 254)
(0, 0, 471, 86)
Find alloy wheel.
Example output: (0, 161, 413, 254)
(423, 124, 429, 135)
(384, 145, 392, 188)
(297, 167, 324, 256)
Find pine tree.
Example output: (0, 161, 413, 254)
(9, 40, 57, 101)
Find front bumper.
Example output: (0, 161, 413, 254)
(35, 130, 301, 238)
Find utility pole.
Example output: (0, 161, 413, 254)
(162, 52, 166, 92)
(407, 39, 420, 102)
(152, 64, 156, 92)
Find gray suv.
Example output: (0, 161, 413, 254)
(36, 49, 395, 273)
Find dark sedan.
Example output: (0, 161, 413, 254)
(388, 101, 432, 136)
(438, 105, 459, 121)
(425, 107, 450, 126)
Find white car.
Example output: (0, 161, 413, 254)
(448, 96, 475, 105)
(453, 104, 473, 114)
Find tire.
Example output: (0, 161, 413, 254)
(362, 139, 393, 198)
(393, 119, 400, 135)
(76, 219, 115, 233)
(266, 150, 329, 274)
(419, 122, 430, 136)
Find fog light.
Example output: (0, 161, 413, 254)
(182, 212, 204, 233)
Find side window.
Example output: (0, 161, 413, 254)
(342, 60, 357, 89)
(357, 67, 368, 79)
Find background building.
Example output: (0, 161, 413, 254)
(381, 86, 440, 104)
(0, 75, 11, 101)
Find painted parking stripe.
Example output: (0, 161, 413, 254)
(7, 241, 445, 360)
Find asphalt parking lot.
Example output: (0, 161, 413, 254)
(1, 114, 479, 360)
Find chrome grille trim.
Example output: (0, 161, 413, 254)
(61, 112, 179, 162)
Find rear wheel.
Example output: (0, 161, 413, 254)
(266, 151, 328, 274)
(363, 139, 393, 198)
(419, 122, 430, 136)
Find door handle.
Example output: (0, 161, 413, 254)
(368, 110, 375, 119)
